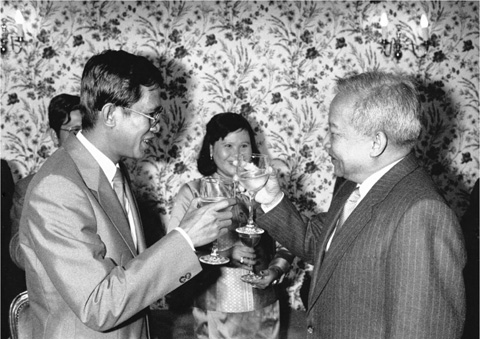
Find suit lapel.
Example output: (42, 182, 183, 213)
(316, 181, 356, 266)
(63, 137, 137, 255)
(308, 154, 420, 312)
(308, 179, 356, 311)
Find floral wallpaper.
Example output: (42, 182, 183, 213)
(1, 0, 478, 310)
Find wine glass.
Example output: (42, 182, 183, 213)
(235, 153, 270, 282)
(198, 176, 233, 265)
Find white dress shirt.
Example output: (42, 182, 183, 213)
(325, 158, 403, 250)
(76, 132, 138, 248)
(76, 132, 195, 250)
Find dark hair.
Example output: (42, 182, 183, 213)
(80, 50, 163, 131)
(48, 94, 81, 137)
(197, 112, 259, 176)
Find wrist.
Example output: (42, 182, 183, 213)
(268, 265, 283, 285)
(268, 265, 283, 277)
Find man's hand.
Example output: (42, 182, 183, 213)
(255, 167, 283, 207)
(179, 197, 236, 247)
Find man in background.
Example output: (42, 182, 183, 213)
(10, 93, 83, 269)
(3, 94, 82, 338)
(255, 72, 466, 338)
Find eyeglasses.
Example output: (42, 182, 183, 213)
(59, 126, 82, 134)
(122, 106, 163, 128)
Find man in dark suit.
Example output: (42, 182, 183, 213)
(254, 72, 466, 338)
(19, 50, 235, 339)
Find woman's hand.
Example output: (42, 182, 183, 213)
(231, 241, 256, 270)
(248, 266, 282, 289)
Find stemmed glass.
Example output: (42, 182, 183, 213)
(198, 176, 233, 265)
(235, 153, 270, 282)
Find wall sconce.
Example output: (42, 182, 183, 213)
(1, 10, 26, 55)
(416, 14, 431, 55)
(379, 12, 431, 61)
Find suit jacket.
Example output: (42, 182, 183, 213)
(19, 136, 201, 339)
(257, 153, 466, 339)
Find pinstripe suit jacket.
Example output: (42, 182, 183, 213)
(19, 136, 201, 339)
(257, 153, 466, 338)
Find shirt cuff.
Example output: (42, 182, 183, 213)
(172, 228, 195, 251)
(261, 192, 285, 213)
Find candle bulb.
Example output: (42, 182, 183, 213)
(380, 12, 389, 40)
(14, 9, 25, 39)
(420, 14, 429, 41)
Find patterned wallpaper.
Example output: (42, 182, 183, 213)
(1, 0, 478, 309)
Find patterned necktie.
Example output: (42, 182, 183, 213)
(337, 187, 361, 230)
(112, 167, 139, 250)
(325, 187, 361, 252)
(112, 168, 127, 213)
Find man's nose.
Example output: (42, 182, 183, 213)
(237, 149, 250, 159)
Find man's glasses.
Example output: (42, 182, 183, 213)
(59, 127, 82, 134)
(122, 106, 163, 128)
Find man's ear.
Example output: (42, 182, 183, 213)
(101, 103, 117, 128)
(370, 131, 387, 157)
(50, 128, 59, 147)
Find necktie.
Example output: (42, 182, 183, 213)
(337, 187, 361, 230)
(113, 168, 127, 213)
(325, 187, 361, 251)
(112, 167, 138, 250)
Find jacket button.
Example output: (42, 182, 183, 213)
(307, 326, 313, 334)
(179, 273, 192, 284)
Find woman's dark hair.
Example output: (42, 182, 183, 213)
(197, 112, 259, 176)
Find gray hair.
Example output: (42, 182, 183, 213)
(335, 72, 422, 149)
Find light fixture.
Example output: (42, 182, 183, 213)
(379, 12, 403, 61)
(413, 14, 431, 57)
(1, 10, 26, 55)
(379, 11, 431, 61)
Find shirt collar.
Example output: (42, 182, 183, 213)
(76, 131, 118, 187)
(357, 157, 404, 203)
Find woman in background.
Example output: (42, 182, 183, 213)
(168, 112, 293, 339)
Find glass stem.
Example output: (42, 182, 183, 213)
(211, 240, 218, 257)
(247, 192, 254, 226)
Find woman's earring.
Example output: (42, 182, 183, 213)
(50, 129, 59, 147)
(210, 154, 213, 160)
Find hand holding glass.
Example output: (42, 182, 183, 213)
(235, 153, 270, 282)
(198, 177, 233, 265)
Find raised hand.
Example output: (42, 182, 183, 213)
(254, 166, 283, 207)
(179, 197, 236, 247)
